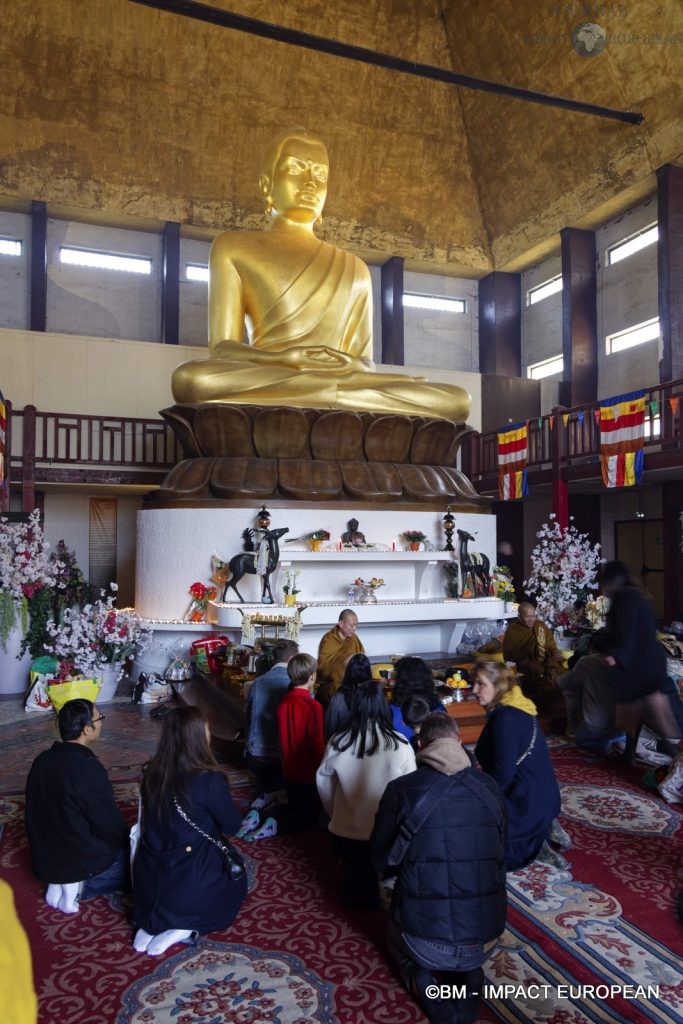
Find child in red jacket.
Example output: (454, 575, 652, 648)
(240, 653, 324, 840)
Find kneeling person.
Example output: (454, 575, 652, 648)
(371, 713, 506, 1024)
(25, 699, 129, 914)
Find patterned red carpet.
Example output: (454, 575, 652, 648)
(1, 729, 681, 1024)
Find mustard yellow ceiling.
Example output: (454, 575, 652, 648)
(1, 0, 681, 275)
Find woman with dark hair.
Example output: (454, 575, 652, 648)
(317, 680, 415, 908)
(472, 661, 565, 872)
(323, 653, 372, 739)
(132, 706, 247, 956)
(390, 656, 443, 739)
(601, 560, 682, 758)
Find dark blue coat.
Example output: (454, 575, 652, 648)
(475, 705, 560, 870)
(133, 770, 246, 935)
(370, 765, 507, 946)
(245, 663, 291, 758)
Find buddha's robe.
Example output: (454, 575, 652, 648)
(172, 241, 470, 421)
(316, 627, 365, 705)
(503, 618, 564, 692)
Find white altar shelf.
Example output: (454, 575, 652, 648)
(207, 597, 509, 658)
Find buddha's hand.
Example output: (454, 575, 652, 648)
(301, 347, 369, 374)
(267, 346, 368, 373)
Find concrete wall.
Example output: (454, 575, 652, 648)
(0, 210, 30, 330)
(42, 491, 141, 607)
(46, 220, 162, 342)
(179, 236, 211, 347)
(521, 252, 563, 379)
(403, 271, 478, 373)
(596, 197, 659, 399)
(0, 327, 483, 431)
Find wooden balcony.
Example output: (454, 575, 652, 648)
(461, 377, 683, 495)
(2, 403, 181, 510)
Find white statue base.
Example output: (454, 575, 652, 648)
(135, 506, 505, 663)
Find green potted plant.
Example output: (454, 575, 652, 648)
(401, 530, 428, 552)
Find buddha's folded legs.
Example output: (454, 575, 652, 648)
(171, 357, 469, 422)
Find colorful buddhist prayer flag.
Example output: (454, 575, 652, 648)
(497, 421, 529, 500)
(0, 390, 6, 487)
(578, 410, 584, 425)
(670, 396, 680, 415)
(562, 412, 570, 426)
(649, 399, 658, 416)
(594, 409, 601, 426)
(549, 415, 555, 430)
(599, 389, 645, 488)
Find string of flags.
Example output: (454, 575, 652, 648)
(495, 389, 681, 493)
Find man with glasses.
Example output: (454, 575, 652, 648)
(25, 699, 129, 914)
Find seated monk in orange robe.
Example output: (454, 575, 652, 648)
(316, 610, 364, 705)
(503, 603, 564, 693)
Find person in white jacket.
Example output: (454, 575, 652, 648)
(317, 680, 416, 909)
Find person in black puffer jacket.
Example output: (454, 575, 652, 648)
(371, 713, 506, 1024)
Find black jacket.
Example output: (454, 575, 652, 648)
(133, 770, 246, 935)
(606, 586, 667, 701)
(370, 765, 507, 946)
(25, 742, 128, 884)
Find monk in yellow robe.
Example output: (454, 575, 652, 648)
(171, 128, 470, 422)
(503, 602, 565, 693)
(316, 610, 364, 705)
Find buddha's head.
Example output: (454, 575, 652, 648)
(259, 128, 329, 226)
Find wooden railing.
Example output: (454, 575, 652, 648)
(5, 405, 181, 510)
(462, 377, 683, 491)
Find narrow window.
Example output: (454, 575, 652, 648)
(60, 247, 152, 275)
(527, 354, 564, 380)
(186, 263, 209, 282)
(89, 498, 117, 591)
(403, 294, 466, 313)
(526, 275, 562, 306)
(606, 224, 658, 267)
(606, 317, 659, 355)
(0, 238, 22, 257)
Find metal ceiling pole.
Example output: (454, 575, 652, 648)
(129, 0, 644, 125)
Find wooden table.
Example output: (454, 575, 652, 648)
(444, 697, 487, 743)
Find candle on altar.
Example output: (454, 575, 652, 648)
(391, 540, 396, 551)
(337, 540, 342, 551)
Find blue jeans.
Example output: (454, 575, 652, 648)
(575, 721, 625, 753)
(80, 849, 130, 900)
(387, 917, 492, 1024)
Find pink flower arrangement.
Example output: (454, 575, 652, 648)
(46, 584, 151, 675)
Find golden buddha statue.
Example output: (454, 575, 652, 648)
(171, 128, 470, 422)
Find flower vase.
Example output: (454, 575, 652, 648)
(409, 542, 420, 552)
(309, 539, 322, 552)
(358, 585, 378, 605)
(97, 662, 125, 703)
(284, 594, 297, 606)
(0, 610, 32, 695)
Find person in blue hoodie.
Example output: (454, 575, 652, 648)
(472, 661, 567, 871)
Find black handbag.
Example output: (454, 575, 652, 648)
(173, 798, 246, 881)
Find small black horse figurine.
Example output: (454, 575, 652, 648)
(457, 529, 491, 597)
(221, 526, 289, 603)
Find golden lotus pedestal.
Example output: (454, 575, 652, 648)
(150, 403, 489, 511)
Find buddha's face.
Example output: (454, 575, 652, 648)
(267, 138, 329, 223)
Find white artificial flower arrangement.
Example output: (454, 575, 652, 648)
(46, 585, 152, 677)
(524, 515, 602, 629)
(0, 509, 63, 652)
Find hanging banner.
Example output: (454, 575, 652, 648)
(562, 412, 570, 426)
(497, 421, 529, 500)
(0, 390, 6, 487)
(670, 396, 680, 415)
(599, 389, 645, 488)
